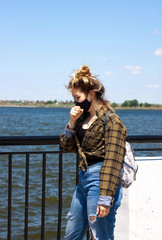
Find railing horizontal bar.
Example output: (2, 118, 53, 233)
(0, 149, 162, 156)
(127, 135, 162, 143)
(0, 135, 162, 146)
(0, 136, 60, 146)
(134, 148, 162, 151)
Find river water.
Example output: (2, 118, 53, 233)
(0, 107, 162, 239)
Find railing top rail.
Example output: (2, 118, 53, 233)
(127, 135, 162, 143)
(0, 135, 162, 146)
(0, 136, 60, 146)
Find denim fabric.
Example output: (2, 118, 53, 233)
(64, 162, 123, 240)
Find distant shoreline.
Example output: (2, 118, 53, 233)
(0, 104, 162, 110)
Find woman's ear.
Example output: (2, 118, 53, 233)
(88, 90, 95, 100)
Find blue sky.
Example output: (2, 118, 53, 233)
(0, 0, 162, 103)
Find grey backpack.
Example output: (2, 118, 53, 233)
(103, 112, 138, 188)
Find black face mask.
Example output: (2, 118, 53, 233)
(75, 98, 92, 113)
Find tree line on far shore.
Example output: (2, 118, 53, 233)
(0, 99, 161, 108)
(111, 99, 161, 108)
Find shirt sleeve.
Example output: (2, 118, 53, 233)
(64, 126, 76, 138)
(60, 126, 77, 153)
(99, 121, 127, 197)
(97, 195, 113, 207)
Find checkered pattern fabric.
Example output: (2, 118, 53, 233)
(60, 104, 128, 197)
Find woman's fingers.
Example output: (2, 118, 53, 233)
(70, 106, 83, 120)
(68, 106, 84, 128)
(96, 205, 100, 216)
(96, 205, 110, 218)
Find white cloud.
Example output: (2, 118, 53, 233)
(123, 65, 142, 75)
(147, 84, 160, 89)
(154, 75, 159, 79)
(152, 30, 159, 35)
(154, 48, 162, 57)
(105, 71, 116, 76)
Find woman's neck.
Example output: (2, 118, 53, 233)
(89, 100, 103, 117)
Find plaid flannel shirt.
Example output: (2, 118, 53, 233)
(60, 104, 128, 198)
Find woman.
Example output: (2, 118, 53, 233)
(60, 65, 127, 240)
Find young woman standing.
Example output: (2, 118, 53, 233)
(60, 65, 128, 240)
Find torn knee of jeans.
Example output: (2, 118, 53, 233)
(66, 211, 72, 220)
(89, 215, 97, 223)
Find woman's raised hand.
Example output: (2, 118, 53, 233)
(68, 106, 84, 128)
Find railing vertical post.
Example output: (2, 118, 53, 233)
(57, 145, 63, 240)
(24, 153, 29, 240)
(8, 154, 12, 240)
(41, 153, 46, 240)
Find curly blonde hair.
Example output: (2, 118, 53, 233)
(66, 65, 113, 111)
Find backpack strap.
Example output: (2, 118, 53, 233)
(103, 111, 113, 134)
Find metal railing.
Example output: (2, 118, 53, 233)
(0, 135, 162, 240)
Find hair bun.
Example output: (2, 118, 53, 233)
(78, 65, 91, 78)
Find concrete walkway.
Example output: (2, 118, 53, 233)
(115, 188, 129, 240)
(115, 157, 162, 240)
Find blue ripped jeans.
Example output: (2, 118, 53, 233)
(64, 162, 123, 240)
